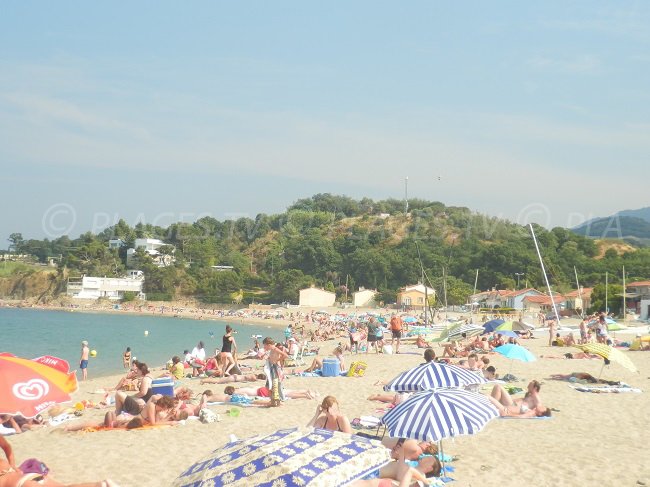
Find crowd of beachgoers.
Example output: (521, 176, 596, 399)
(2, 305, 649, 486)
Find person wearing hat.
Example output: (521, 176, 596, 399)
(80, 340, 90, 381)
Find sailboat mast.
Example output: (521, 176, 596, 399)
(605, 272, 608, 313)
(574, 266, 584, 319)
(622, 266, 626, 322)
(528, 224, 562, 323)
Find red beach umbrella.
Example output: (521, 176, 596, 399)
(0, 353, 78, 418)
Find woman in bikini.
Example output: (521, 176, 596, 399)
(489, 381, 547, 417)
(351, 444, 441, 486)
(221, 326, 238, 376)
(113, 362, 153, 417)
(307, 396, 352, 433)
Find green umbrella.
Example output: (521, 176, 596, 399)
(496, 321, 534, 332)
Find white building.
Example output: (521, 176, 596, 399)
(126, 238, 174, 267)
(67, 272, 145, 300)
(353, 287, 377, 307)
(108, 239, 125, 249)
(299, 286, 336, 307)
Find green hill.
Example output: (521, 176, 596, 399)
(5, 194, 650, 305)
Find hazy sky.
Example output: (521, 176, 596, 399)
(1, 1, 649, 243)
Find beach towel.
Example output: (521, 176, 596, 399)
(0, 425, 16, 436)
(499, 416, 553, 420)
(48, 413, 77, 426)
(570, 385, 642, 394)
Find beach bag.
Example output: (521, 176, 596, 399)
(382, 345, 393, 355)
(199, 408, 218, 424)
(347, 361, 368, 377)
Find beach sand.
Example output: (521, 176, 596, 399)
(5, 320, 650, 486)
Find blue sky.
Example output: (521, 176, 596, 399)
(1, 1, 649, 243)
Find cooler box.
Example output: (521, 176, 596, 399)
(152, 377, 174, 397)
(322, 358, 340, 377)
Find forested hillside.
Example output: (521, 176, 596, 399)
(6, 194, 650, 304)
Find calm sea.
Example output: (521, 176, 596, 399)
(0, 308, 284, 377)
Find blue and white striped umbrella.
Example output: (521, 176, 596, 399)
(383, 362, 489, 393)
(173, 427, 391, 487)
(447, 322, 485, 340)
(381, 389, 499, 442)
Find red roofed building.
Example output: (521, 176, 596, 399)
(469, 288, 543, 310)
(522, 294, 566, 313)
(564, 287, 593, 313)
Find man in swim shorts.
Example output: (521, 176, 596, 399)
(80, 340, 90, 381)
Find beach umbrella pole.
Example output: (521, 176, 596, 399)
(598, 361, 605, 381)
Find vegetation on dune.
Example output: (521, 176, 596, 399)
(4, 194, 650, 305)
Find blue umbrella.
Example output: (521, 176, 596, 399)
(493, 344, 536, 363)
(494, 344, 536, 373)
(402, 316, 417, 323)
(482, 319, 505, 333)
(381, 389, 499, 442)
(384, 362, 489, 393)
(173, 427, 391, 487)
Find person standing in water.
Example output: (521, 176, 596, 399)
(79, 340, 90, 381)
(123, 347, 132, 369)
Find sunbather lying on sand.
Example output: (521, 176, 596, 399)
(200, 373, 266, 384)
(0, 436, 118, 486)
(112, 394, 179, 426)
(351, 446, 441, 486)
(488, 396, 551, 417)
(227, 385, 317, 400)
(367, 393, 411, 405)
(382, 438, 440, 462)
(549, 372, 621, 385)
(489, 383, 550, 417)
(489, 382, 544, 413)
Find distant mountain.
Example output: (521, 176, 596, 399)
(573, 215, 650, 240)
(617, 206, 650, 223)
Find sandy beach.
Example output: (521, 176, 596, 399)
(4, 313, 649, 487)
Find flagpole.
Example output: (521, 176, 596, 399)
(528, 224, 561, 324)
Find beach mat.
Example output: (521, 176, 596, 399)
(570, 385, 642, 394)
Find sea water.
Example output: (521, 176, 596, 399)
(0, 308, 284, 377)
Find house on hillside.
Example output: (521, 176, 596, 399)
(522, 294, 566, 313)
(470, 289, 509, 309)
(299, 286, 336, 307)
(353, 288, 378, 307)
(500, 288, 543, 310)
(397, 284, 436, 310)
(108, 239, 125, 249)
(625, 281, 650, 319)
(126, 238, 175, 268)
(564, 287, 593, 313)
